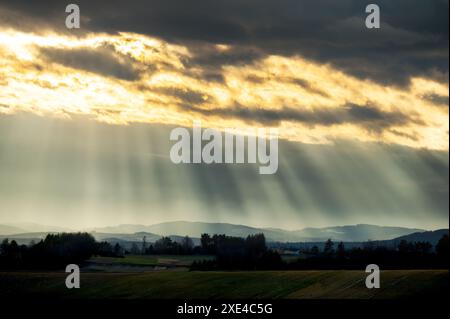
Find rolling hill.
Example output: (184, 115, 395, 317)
(91, 221, 299, 242)
(0, 221, 434, 243)
(292, 224, 426, 242)
(90, 221, 426, 242)
(0, 225, 27, 236)
(0, 222, 72, 234)
(386, 229, 448, 246)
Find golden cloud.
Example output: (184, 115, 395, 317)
(0, 28, 448, 149)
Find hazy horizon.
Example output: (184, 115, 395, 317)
(0, 214, 447, 233)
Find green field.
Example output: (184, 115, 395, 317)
(0, 269, 447, 299)
(87, 254, 215, 269)
(89, 254, 295, 267)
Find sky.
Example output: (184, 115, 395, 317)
(0, 1, 448, 230)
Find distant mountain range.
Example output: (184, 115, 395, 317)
(0, 222, 72, 235)
(271, 229, 449, 251)
(384, 229, 449, 247)
(0, 221, 432, 243)
(0, 225, 27, 236)
(88, 221, 426, 242)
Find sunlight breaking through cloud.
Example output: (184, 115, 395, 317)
(0, 29, 448, 150)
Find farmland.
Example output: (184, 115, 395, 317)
(84, 254, 215, 271)
(0, 269, 447, 299)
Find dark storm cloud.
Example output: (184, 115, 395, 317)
(39, 45, 141, 81)
(1, 0, 448, 85)
(182, 103, 414, 131)
(188, 45, 264, 67)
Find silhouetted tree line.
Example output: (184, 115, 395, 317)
(192, 234, 448, 271)
(143, 236, 195, 255)
(191, 233, 283, 270)
(0, 233, 124, 269)
(285, 235, 449, 270)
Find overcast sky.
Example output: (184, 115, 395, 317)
(0, 1, 448, 229)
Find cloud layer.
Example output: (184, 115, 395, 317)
(0, 29, 447, 149)
(2, 0, 448, 84)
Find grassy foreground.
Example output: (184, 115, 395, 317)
(0, 269, 447, 299)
